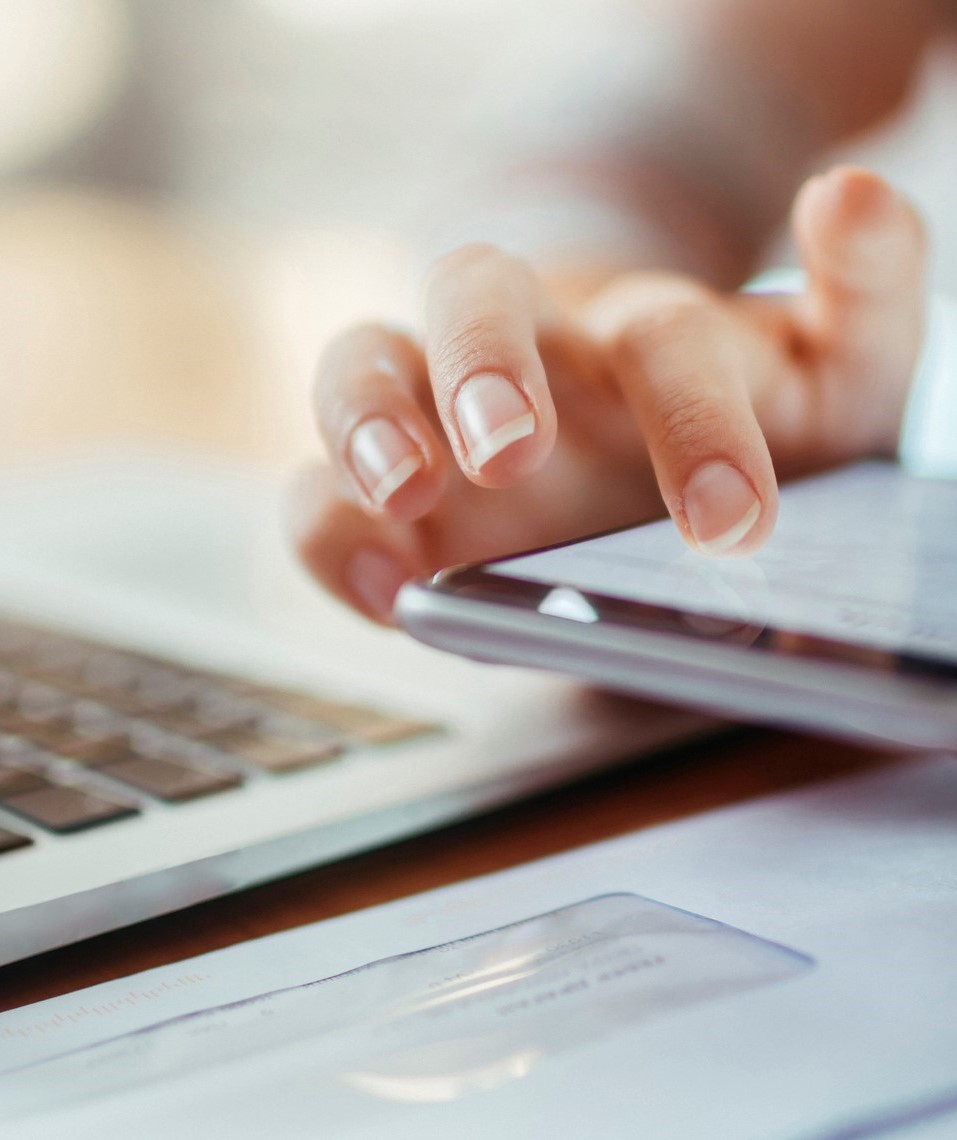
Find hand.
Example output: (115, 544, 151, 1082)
(293, 166, 925, 624)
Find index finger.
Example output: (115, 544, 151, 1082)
(422, 244, 558, 487)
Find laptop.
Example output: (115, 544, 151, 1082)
(0, 452, 716, 967)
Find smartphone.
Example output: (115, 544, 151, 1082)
(396, 462, 957, 750)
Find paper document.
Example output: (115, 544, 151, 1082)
(1, 755, 956, 1139)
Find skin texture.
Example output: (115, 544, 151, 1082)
(294, 0, 947, 625)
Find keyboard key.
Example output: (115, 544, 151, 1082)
(210, 726, 345, 773)
(100, 755, 243, 802)
(0, 682, 74, 743)
(52, 730, 138, 767)
(3, 785, 138, 833)
(236, 686, 437, 745)
(0, 826, 32, 854)
(2, 713, 76, 750)
(132, 672, 201, 713)
(0, 766, 48, 798)
(4, 691, 123, 753)
(15, 680, 71, 716)
(0, 735, 41, 761)
(19, 637, 88, 682)
(0, 672, 20, 709)
(77, 651, 142, 696)
(345, 715, 439, 746)
(0, 623, 39, 663)
(146, 696, 259, 738)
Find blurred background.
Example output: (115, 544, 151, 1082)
(0, 0, 955, 473)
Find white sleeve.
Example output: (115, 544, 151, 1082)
(898, 293, 957, 478)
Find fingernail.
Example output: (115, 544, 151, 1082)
(347, 548, 407, 624)
(683, 462, 761, 555)
(349, 417, 424, 507)
(454, 373, 535, 470)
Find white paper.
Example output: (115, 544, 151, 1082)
(2, 754, 957, 1139)
(0, 894, 810, 1119)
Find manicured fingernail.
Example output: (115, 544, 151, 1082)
(683, 462, 761, 555)
(454, 373, 535, 470)
(349, 417, 424, 507)
(347, 548, 406, 623)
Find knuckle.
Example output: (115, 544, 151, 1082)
(594, 277, 739, 459)
(652, 384, 728, 453)
(627, 292, 713, 347)
(612, 285, 719, 368)
(430, 312, 506, 385)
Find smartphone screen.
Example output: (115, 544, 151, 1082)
(399, 461, 957, 744)
(481, 462, 957, 667)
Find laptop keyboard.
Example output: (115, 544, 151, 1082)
(0, 619, 438, 847)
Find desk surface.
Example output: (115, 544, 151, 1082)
(0, 727, 902, 1015)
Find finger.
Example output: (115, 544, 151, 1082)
(422, 243, 558, 487)
(791, 166, 927, 449)
(313, 324, 447, 521)
(288, 463, 425, 626)
(592, 276, 778, 557)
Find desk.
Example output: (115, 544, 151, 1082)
(0, 727, 901, 1015)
